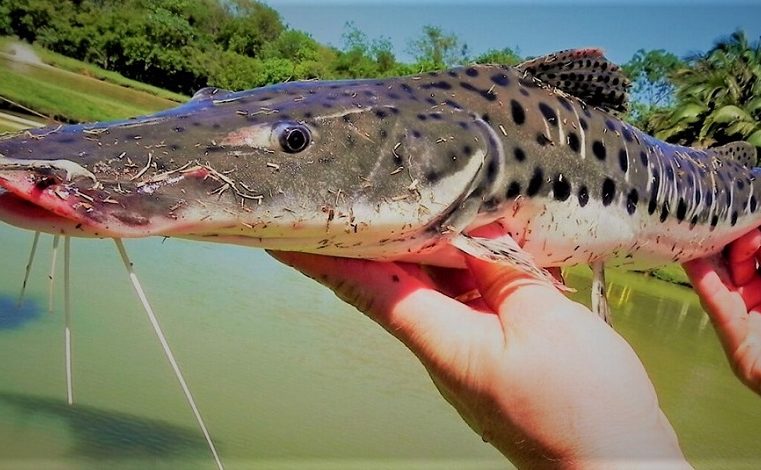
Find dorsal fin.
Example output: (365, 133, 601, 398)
(191, 87, 231, 101)
(516, 48, 631, 114)
(706, 141, 757, 168)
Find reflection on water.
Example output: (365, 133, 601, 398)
(0, 392, 209, 458)
(0, 295, 41, 330)
(0, 227, 759, 469)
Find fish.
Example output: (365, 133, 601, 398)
(2, 47, 758, 468)
(0, 47, 758, 316)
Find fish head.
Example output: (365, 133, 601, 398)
(0, 79, 494, 257)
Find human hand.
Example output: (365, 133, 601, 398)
(270, 250, 687, 468)
(683, 229, 761, 396)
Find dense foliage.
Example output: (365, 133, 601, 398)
(1, 0, 758, 157)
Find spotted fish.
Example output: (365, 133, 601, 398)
(0, 48, 758, 320)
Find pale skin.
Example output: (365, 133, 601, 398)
(270, 247, 689, 469)
(683, 228, 761, 396)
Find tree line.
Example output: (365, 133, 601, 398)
(1, 0, 759, 153)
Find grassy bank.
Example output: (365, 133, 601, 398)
(0, 37, 187, 103)
(0, 38, 183, 124)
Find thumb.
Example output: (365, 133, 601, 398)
(465, 255, 568, 317)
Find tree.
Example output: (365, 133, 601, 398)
(407, 25, 467, 71)
(648, 30, 761, 155)
(474, 47, 522, 66)
(622, 49, 684, 129)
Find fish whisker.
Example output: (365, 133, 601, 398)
(113, 238, 224, 470)
(64, 236, 74, 406)
(17, 231, 40, 307)
(49, 235, 60, 314)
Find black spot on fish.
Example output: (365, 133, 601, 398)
(482, 113, 491, 124)
(421, 81, 452, 90)
(690, 215, 698, 229)
(639, 150, 648, 167)
(711, 214, 719, 227)
(173, 126, 185, 133)
(751, 195, 758, 212)
(514, 147, 526, 162)
(536, 133, 552, 146)
(578, 185, 589, 207)
(169, 144, 181, 151)
(648, 172, 660, 215)
(304, 112, 313, 119)
(506, 181, 521, 198)
(412, 130, 422, 138)
(205, 145, 224, 153)
(465, 67, 479, 77)
(392, 275, 400, 283)
(568, 132, 580, 153)
(425, 97, 437, 106)
(342, 114, 354, 123)
(731, 211, 738, 226)
(557, 96, 573, 111)
(553, 175, 571, 201)
(592, 141, 606, 160)
(510, 100, 525, 125)
(374, 109, 388, 119)
(626, 189, 638, 215)
(605, 119, 617, 131)
(538, 102, 557, 126)
(416, 114, 427, 121)
(458, 121, 469, 129)
(447, 70, 458, 78)
(618, 148, 628, 173)
(463, 145, 473, 156)
(491, 73, 510, 86)
(486, 160, 498, 182)
(401, 83, 413, 93)
(666, 165, 674, 181)
(705, 190, 713, 208)
(519, 88, 530, 97)
(737, 179, 745, 190)
(601, 178, 615, 206)
(379, 129, 388, 139)
(426, 170, 440, 184)
(660, 201, 670, 222)
(676, 198, 687, 222)
(480, 89, 497, 102)
(621, 127, 633, 142)
(527, 167, 544, 196)
(445, 99, 462, 109)
(580, 118, 588, 130)
(429, 113, 443, 120)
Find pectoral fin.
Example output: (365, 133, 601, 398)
(452, 234, 573, 292)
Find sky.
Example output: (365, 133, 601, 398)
(266, 0, 761, 65)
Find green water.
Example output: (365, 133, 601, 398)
(0, 224, 758, 469)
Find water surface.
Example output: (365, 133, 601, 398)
(0, 224, 758, 469)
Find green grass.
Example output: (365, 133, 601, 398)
(636, 264, 692, 286)
(0, 37, 187, 103)
(0, 53, 181, 123)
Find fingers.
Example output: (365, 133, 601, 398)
(464, 254, 568, 320)
(269, 251, 496, 367)
(728, 229, 761, 285)
(683, 257, 747, 345)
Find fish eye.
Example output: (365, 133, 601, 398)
(278, 124, 311, 153)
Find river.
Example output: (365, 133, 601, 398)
(0, 224, 758, 469)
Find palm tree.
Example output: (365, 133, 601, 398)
(648, 31, 761, 156)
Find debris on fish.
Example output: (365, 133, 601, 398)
(1, 48, 759, 321)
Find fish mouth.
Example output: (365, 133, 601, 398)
(0, 157, 190, 238)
